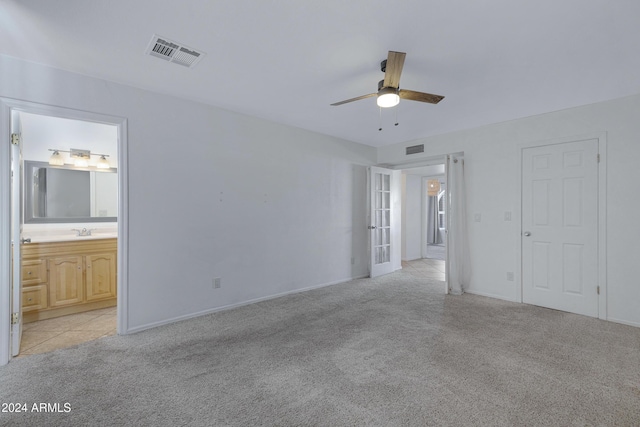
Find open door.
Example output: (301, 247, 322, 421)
(369, 166, 398, 278)
(10, 110, 23, 357)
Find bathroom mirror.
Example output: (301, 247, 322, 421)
(23, 161, 118, 223)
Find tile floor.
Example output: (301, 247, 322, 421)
(402, 257, 446, 281)
(17, 307, 116, 358)
(425, 243, 446, 260)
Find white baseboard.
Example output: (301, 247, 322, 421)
(464, 289, 518, 303)
(125, 274, 369, 335)
(465, 291, 640, 329)
(606, 317, 640, 328)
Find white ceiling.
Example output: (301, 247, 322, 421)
(2, 0, 640, 148)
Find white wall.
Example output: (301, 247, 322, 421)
(401, 174, 422, 261)
(378, 93, 640, 327)
(1, 55, 376, 332)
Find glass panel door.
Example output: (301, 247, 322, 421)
(369, 166, 395, 277)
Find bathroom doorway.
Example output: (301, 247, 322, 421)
(1, 99, 128, 364)
(17, 112, 118, 357)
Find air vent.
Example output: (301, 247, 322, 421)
(145, 34, 205, 68)
(406, 144, 425, 155)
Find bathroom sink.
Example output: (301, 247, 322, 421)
(26, 233, 117, 243)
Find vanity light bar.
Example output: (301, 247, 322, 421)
(48, 148, 111, 168)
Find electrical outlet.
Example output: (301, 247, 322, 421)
(506, 272, 514, 281)
(504, 211, 512, 221)
(213, 277, 221, 289)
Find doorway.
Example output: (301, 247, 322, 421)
(400, 162, 447, 285)
(423, 175, 446, 261)
(1, 99, 128, 365)
(19, 112, 118, 356)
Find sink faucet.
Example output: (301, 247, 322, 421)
(71, 228, 96, 236)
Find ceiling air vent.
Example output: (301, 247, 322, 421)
(145, 34, 205, 68)
(406, 144, 425, 155)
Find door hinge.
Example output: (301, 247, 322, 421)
(10, 133, 20, 145)
(597, 285, 600, 295)
(597, 153, 600, 163)
(11, 312, 19, 325)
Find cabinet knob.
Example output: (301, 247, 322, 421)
(28, 298, 33, 301)
(27, 271, 32, 275)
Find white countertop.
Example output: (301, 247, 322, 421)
(27, 233, 118, 243)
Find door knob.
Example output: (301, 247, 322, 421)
(523, 231, 531, 237)
(20, 238, 31, 244)
(368, 225, 377, 229)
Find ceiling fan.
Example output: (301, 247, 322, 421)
(331, 51, 444, 108)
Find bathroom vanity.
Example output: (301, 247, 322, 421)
(21, 237, 117, 323)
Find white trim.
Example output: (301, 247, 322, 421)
(465, 289, 519, 303)
(0, 102, 11, 366)
(597, 134, 607, 321)
(606, 317, 640, 329)
(126, 274, 369, 335)
(116, 118, 129, 334)
(0, 98, 129, 366)
(378, 152, 462, 170)
(517, 132, 607, 319)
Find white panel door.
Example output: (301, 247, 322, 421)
(369, 166, 395, 278)
(10, 111, 23, 356)
(522, 139, 599, 317)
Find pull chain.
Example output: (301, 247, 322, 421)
(395, 103, 399, 126)
(394, 104, 400, 126)
(378, 106, 382, 131)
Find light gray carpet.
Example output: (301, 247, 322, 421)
(1, 269, 639, 426)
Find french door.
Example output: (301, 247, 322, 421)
(369, 166, 396, 277)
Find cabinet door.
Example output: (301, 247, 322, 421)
(86, 252, 116, 301)
(48, 256, 84, 307)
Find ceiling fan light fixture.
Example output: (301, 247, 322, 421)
(377, 87, 400, 108)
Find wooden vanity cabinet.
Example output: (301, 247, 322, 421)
(21, 238, 117, 322)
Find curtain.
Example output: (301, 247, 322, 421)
(426, 195, 442, 244)
(447, 155, 471, 295)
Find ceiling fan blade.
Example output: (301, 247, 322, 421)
(399, 89, 444, 104)
(330, 93, 376, 106)
(383, 51, 406, 89)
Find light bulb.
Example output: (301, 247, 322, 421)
(96, 155, 110, 169)
(74, 157, 89, 167)
(49, 151, 65, 166)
